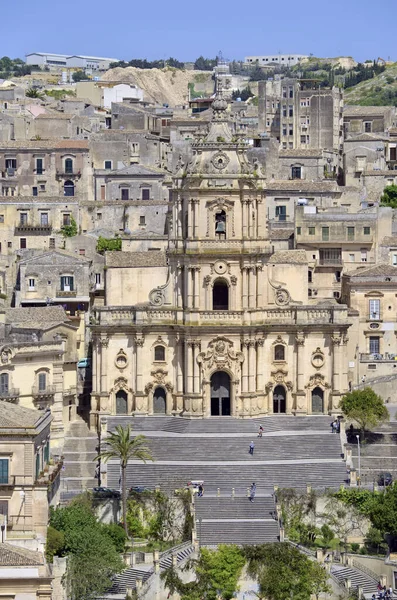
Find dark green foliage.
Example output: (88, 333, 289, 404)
(350, 543, 360, 553)
(194, 56, 217, 71)
(320, 524, 334, 547)
(61, 216, 78, 237)
(96, 236, 122, 254)
(72, 70, 86, 82)
(231, 87, 254, 101)
(340, 387, 389, 437)
(365, 527, 388, 554)
(101, 523, 127, 553)
(249, 66, 267, 81)
(381, 185, 397, 208)
(344, 62, 386, 89)
(46, 525, 65, 562)
(0, 56, 32, 77)
(110, 57, 185, 70)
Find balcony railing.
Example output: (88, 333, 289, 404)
(0, 168, 17, 178)
(15, 223, 52, 234)
(360, 353, 397, 362)
(56, 170, 81, 179)
(32, 385, 56, 398)
(56, 288, 77, 297)
(0, 388, 20, 401)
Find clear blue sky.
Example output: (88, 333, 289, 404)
(4, 0, 395, 63)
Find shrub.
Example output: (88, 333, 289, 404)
(46, 525, 65, 562)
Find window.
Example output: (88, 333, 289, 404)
(289, 87, 293, 98)
(95, 273, 101, 285)
(333, 291, 340, 299)
(215, 210, 226, 237)
(308, 270, 313, 283)
(19, 212, 28, 225)
(363, 227, 371, 235)
(32, 186, 38, 196)
(369, 299, 380, 320)
(282, 126, 287, 136)
(308, 227, 315, 235)
(361, 249, 367, 262)
(64, 180, 74, 197)
(40, 184, 46, 191)
(36, 158, 43, 174)
(0, 215, 4, 223)
(289, 106, 293, 117)
(63, 214, 71, 226)
(40, 213, 48, 226)
(79, 248, 85, 255)
(347, 226, 355, 241)
(319, 248, 341, 264)
(213, 279, 229, 310)
(64, 158, 73, 174)
(275, 206, 287, 222)
(7, 242, 11, 249)
(349, 253, 355, 262)
(121, 188, 129, 200)
(100, 185, 106, 201)
(154, 346, 165, 361)
(20, 238, 27, 249)
(291, 166, 301, 179)
(282, 107, 287, 117)
(104, 160, 112, 170)
(60, 276, 74, 292)
(139, 216, 146, 225)
(369, 336, 380, 354)
(274, 345, 285, 361)
(364, 121, 372, 133)
(28, 278, 35, 290)
(49, 238, 55, 249)
(142, 188, 150, 200)
(0, 373, 8, 393)
(0, 459, 9, 484)
(5, 158, 16, 172)
(38, 372, 46, 392)
(335, 271, 341, 282)
(392, 253, 397, 266)
(297, 226, 301, 235)
(322, 227, 329, 241)
(289, 127, 293, 136)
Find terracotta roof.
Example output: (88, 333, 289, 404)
(0, 140, 88, 150)
(0, 543, 44, 566)
(347, 264, 397, 279)
(6, 306, 69, 327)
(279, 149, 324, 158)
(106, 251, 167, 268)
(269, 229, 294, 240)
(0, 403, 44, 429)
(345, 133, 389, 142)
(344, 105, 392, 117)
(35, 112, 74, 120)
(269, 249, 307, 264)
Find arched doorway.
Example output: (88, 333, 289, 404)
(213, 279, 229, 310)
(153, 387, 166, 414)
(64, 180, 75, 197)
(116, 390, 127, 414)
(210, 371, 231, 416)
(311, 387, 324, 413)
(273, 385, 286, 413)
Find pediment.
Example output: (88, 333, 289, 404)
(20, 251, 89, 266)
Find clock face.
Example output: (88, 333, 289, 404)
(211, 152, 229, 171)
(214, 261, 228, 275)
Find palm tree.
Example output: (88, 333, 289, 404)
(95, 424, 153, 536)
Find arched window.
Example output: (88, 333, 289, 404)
(64, 180, 75, 197)
(274, 345, 285, 361)
(0, 373, 8, 394)
(215, 210, 226, 238)
(213, 279, 229, 310)
(65, 158, 73, 174)
(38, 372, 46, 392)
(154, 346, 165, 361)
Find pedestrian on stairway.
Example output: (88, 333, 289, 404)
(389, 587, 393, 596)
(249, 482, 256, 503)
(249, 441, 255, 455)
(198, 484, 204, 497)
(258, 425, 264, 438)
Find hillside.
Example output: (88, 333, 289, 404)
(345, 62, 397, 106)
(101, 67, 214, 105)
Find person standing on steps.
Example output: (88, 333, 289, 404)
(258, 425, 264, 438)
(249, 441, 254, 455)
(249, 482, 256, 502)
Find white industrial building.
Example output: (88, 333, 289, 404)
(25, 53, 119, 71)
(245, 54, 308, 66)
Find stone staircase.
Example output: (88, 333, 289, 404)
(195, 496, 279, 546)
(331, 564, 378, 596)
(103, 416, 347, 495)
(350, 421, 397, 486)
(61, 420, 98, 502)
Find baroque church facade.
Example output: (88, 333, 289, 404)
(90, 95, 351, 426)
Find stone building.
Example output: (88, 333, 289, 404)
(343, 105, 396, 138)
(89, 95, 351, 426)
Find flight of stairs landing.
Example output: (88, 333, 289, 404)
(331, 564, 379, 597)
(194, 495, 280, 546)
(61, 420, 98, 503)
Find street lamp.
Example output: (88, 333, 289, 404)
(356, 434, 361, 485)
(197, 517, 202, 549)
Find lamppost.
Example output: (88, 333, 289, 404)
(356, 434, 361, 485)
(197, 517, 202, 549)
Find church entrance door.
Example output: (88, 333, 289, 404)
(116, 390, 128, 414)
(311, 387, 324, 413)
(210, 371, 231, 416)
(153, 387, 166, 414)
(273, 385, 286, 413)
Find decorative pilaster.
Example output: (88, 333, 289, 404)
(188, 199, 193, 238)
(193, 266, 201, 309)
(242, 267, 248, 309)
(248, 266, 256, 309)
(100, 336, 109, 393)
(177, 196, 182, 238)
(256, 265, 263, 308)
(135, 336, 144, 393)
(256, 338, 264, 391)
(187, 267, 193, 308)
(248, 341, 256, 392)
(192, 198, 199, 239)
(204, 275, 211, 310)
(295, 332, 306, 414)
(242, 339, 249, 393)
(230, 275, 237, 310)
(186, 340, 194, 394)
(242, 199, 248, 239)
(193, 341, 201, 394)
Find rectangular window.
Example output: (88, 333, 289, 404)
(0, 215, 4, 223)
(0, 373, 8, 394)
(392, 253, 397, 266)
(32, 186, 38, 196)
(7, 242, 11, 249)
(79, 248, 85, 255)
(361, 249, 367, 262)
(347, 226, 355, 241)
(308, 227, 315, 235)
(19, 212, 28, 225)
(40, 184, 46, 191)
(100, 185, 106, 201)
(349, 253, 355, 262)
(20, 238, 27, 249)
(28, 278, 35, 290)
(364, 121, 372, 133)
(36, 158, 43, 174)
(322, 227, 329, 241)
(319, 248, 342, 264)
(142, 189, 150, 200)
(291, 166, 301, 179)
(61, 276, 74, 292)
(289, 127, 293, 136)
(49, 238, 55, 249)
(0, 459, 9, 485)
(38, 373, 46, 392)
(275, 206, 287, 221)
(289, 106, 293, 117)
(282, 107, 287, 117)
(40, 213, 48, 226)
(139, 216, 146, 225)
(369, 336, 380, 354)
(63, 214, 71, 226)
(104, 160, 112, 170)
(0, 501, 8, 516)
(282, 126, 287, 136)
(5, 158, 16, 172)
(369, 299, 380, 320)
(297, 226, 301, 235)
(95, 273, 101, 285)
(121, 188, 129, 200)
(363, 226, 370, 235)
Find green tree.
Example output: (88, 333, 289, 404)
(194, 56, 217, 71)
(95, 424, 153, 536)
(366, 483, 397, 539)
(61, 216, 78, 237)
(101, 522, 127, 552)
(25, 87, 44, 99)
(320, 523, 335, 548)
(96, 236, 122, 254)
(249, 66, 267, 81)
(380, 185, 397, 208)
(72, 70, 86, 82)
(365, 526, 387, 554)
(340, 387, 389, 438)
(46, 525, 65, 562)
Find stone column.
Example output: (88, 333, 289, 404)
(177, 265, 183, 308)
(204, 275, 211, 310)
(248, 341, 256, 392)
(193, 267, 200, 309)
(92, 336, 98, 393)
(242, 340, 249, 392)
(177, 197, 182, 238)
(188, 199, 193, 238)
(193, 342, 201, 393)
(242, 267, 248, 309)
(242, 200, 248, 239)
(230, 275, 237, 310)
(248, 267, 256, 309)
(187, 267, 193, 308)
(257, 198, 265, 238)
(177, 337, 183, 394)
(248, 200, 253, 238)
(135, 336, 144, 392)
(193, 198, 199, 239)
(256, 265, 263, 308)
(186, 341, 194, 394)
(100, 336, 109, 393)
(256, 338, 264, 391)
(296, 333, 305, 392)
(332, 334, 341, 392)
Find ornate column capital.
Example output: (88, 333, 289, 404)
(135, 336, 145, 348)
(203, 275, 212, 287)
(256, 338, 265, 347)
(230, 275, 238, 286)
(331, 334, 342, 346)
(295, 333, 305, 346)
(100, 336, 109, 348)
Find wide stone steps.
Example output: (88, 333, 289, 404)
(61, 420, 98, 501)
(195, 496, 276, 520)
(199, 520, 279, 546)
(331, 565, 378, 595)
(140, 435, 342, 462)
(107, 461, 347, 494)
(107, 415, 333, 435)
